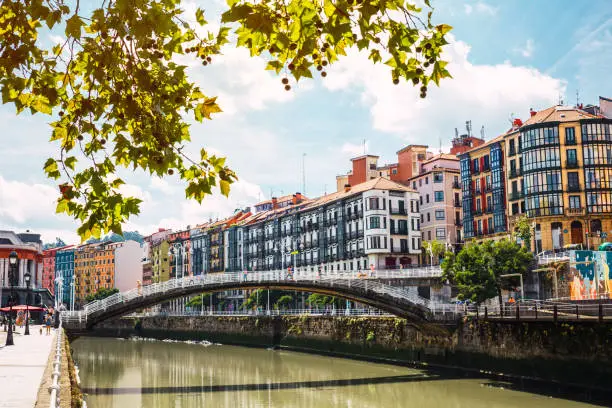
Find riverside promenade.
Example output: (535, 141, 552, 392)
(0, 326, 54, 408)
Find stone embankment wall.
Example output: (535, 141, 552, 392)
(91, 315, 612, 389)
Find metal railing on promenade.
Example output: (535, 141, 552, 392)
(49, 321, 63, 408)
(459, 299, 612, 323)
(61, 268, 442, 324)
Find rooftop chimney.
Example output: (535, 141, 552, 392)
(272, 197, 278, 209)
(344, 184, 351, 193)
(529, 108, 536, 117)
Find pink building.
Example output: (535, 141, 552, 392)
(42, 248, 57, 295)
(408, 154, 463, 262)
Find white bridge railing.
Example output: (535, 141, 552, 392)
(61, 268, 441, 325)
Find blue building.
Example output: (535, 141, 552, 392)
(55, 247, 75, 306)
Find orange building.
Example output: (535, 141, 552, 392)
(74, 243, 116, 302)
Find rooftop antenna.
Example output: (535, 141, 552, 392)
(438, 138, 442, 154)
(465, 120, 472, 137)
(558, 92, 564, 106)
(324, 184, 327, 195)
(480, 125, 485, 140)
(363, 139, 366, 155)
(576, 89, 580, 107)
(508, 113, 515, 126)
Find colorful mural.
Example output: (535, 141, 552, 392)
(569, 250, 612, 300)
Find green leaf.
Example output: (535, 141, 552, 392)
(220, 179, 230, 196)
(65, 15, 83, 38)
(436, 24, 453, 35)
(64, 156, 77, 170)
(195, 8, 207, 26)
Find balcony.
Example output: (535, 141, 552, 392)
(452, 181, 461, 189)
(485, 184, 492, 193)
(566, 183, 582, 192)
(473, 209, 482, 216)
(509, 168, 522, 178)
(390, 208, 407, 215)
(485, 207, 493, 214)
(455, 219, 462, 226)
(565, 160, 579, 169)
(327, 236, 338, 244)
(509, 191, 523, 201)
(474, 188, 482, 195)
(566, 207, 585, 216)
(454, 199, 461, 208)
(390, 247, 411, 254)
(390, 228, 409, 235)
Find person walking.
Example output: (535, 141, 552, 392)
(45, 313, 52, 335)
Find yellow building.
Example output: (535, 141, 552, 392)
(505, 106, 612, 252)
(150, 238, 171, 283)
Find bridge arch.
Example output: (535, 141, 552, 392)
(61, 271, 436, 331)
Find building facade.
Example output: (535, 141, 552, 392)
(0, 230, 46, 307)
(505, 105, 612, 252)
(42, 247, 59, 295)
(459, 135, 508, 240)
(148, 229, 172, 284)
(238, 178, 421, 272)
(168, 230, 191, 279)
(55, 247, 75, 306)
(459, 100, 612, 252)
(113, 240, 144, 292)
(408, 154, 463, 258)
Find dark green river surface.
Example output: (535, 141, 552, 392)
(71, 337, 602, 408)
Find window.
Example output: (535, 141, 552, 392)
(476, 198, 481, 212)
(433, 172, 443, 183)
(569, 196, 581, 209)
(566, 149, 577, 166)
(369, 163, 377, 170)
(521, 126, 560, 150)
(483, 155, 490, 171)
(427, 213, 431, 222)
(567, 172, 579, 190)
(477, 220, 482, 235)
(436, 228, 446, 239)
(473, 158, 480, 173)
(425, 177, 429, 184)
(486, 196, 492, 211)
(419, 196, 423, 205)
(392, 168, 397, 175)
(368, 197, 379, 210)
(427, 231, 432, 240)
(369, 236, 382, 249)
(369, 216, 380, 229)
(509, 139, 516, 155)
(454, 175, 459, 186)
(412, 181, 416, 189)
(426, 194, 430, 203)
(581, 122, 612, 143)
(435, 210, 445, 220)
(419, 179, 422, 187)
(565, 127, 576, 145)
(434, 191, 444, 202)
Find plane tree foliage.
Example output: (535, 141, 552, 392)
(0, 0, 452, 240)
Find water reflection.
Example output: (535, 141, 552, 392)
(71, 337, 600, 408)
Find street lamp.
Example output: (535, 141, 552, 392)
(5, 250, 18, 346)
(24, 272, 31, 335)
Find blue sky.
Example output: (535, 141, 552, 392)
(1, 0, 611, 243)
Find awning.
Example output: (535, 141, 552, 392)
(0, 305, 46, 312)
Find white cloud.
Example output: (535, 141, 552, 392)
(341, 141, 369, 157)
(324, 35, 565, 140)
(149, 177, 173, 195)
(465, 2, 497, 16)
(514, 39, 535, 58)
(0, 176, 57, 224)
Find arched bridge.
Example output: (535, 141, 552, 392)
(61, 268, 442, 331)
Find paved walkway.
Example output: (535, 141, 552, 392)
(0, 326, 55, 408)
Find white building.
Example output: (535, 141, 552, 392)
(111, 240, 145, 292)
(235, 177, 421, 272)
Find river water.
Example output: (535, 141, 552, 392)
(71, 337, 601, 408)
